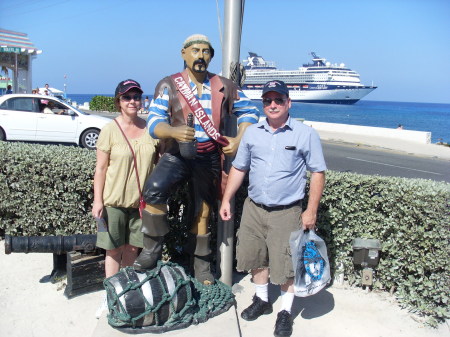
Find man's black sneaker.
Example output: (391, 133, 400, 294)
(274, 310, 293, 337)
(241, 295, 273, 321)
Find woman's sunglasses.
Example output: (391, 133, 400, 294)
(120, 94, 142, 102)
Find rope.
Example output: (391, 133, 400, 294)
(229, 61, 246, 87)
(216, 0, 223, 48)
(104, 261, 235, 333)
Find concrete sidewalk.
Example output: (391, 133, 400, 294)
(1, 240, 449, 337)
(316, 130, 450, 161)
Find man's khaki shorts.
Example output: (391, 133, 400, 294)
(96, 206, 143, 250)
(236, 197, 302, 285)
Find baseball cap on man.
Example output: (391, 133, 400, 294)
(262, 80, 289, 97)
(115, 79, 143, 97)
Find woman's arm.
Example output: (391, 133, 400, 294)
(92, 149, 109, 218)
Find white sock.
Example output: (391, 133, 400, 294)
(255, 283, 269, 302)
(280, 290, 295, 313)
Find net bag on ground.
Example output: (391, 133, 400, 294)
(103, 261, 234, 333)
(289, 229, 331, 297)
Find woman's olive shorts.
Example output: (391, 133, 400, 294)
(96, 206, 143, 250)
(236, 197, 303, 285)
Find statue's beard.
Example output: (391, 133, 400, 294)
(192, 59, 207, 73)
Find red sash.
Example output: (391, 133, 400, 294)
(170, 73, 229, 147)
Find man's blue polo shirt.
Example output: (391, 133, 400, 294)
(232, 115, 327, 207)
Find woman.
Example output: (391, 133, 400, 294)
(92, 80, 158, 316)
(143, 96, 150, 113)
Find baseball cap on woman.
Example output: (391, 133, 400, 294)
(115, 79, 143, 96)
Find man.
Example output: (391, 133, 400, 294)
(219, 80, 326, 337)
(134, 34, 259, 285)
(41, 83, 53, 96)
(5, 85, 12, 94)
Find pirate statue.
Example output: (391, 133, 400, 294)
(133, 34, 259, 285)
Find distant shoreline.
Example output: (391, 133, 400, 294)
(70, 95, 449, 144)
(67, 94, 450, 106)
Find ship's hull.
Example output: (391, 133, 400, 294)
(243, 84, 377, 104)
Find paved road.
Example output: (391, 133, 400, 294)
(14, 111, 449, 183)
(323, 141, 450, 182)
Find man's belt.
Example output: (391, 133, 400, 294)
(250, 198, 302, 212)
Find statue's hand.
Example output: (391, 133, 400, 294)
(222, 136, 239, 156)
(171, 125, 195, 142)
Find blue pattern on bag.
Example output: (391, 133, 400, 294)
(303, 241, 325, 281)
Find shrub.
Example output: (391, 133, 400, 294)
(315, 172, 449, 326)
(90, 95, 116, 112)
(0, 142, 96, 235)
(0, 142, 448, 325)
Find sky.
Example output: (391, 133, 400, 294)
(1, 0, 449, 104)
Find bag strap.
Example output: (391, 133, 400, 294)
(113, 119, 142, 197)
(170, 73, 229, 147)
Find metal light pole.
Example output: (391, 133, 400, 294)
(64, 74, 67, 99)
(217, 0, 245, 286)
(13, 53, 18, 93)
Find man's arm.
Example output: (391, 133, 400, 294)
(301, 171, 325, 230)
(219, 166, 247, 220)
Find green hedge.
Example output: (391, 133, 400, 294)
(0, 142, 448, 326)
(0, 142, 96, 235)
(315, 172, 449, 326)
(89, 95, 116, 112)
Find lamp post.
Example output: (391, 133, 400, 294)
(217, 0, 245, 286)
(64, 74, 67, 99)
(13, 53, 18, 93)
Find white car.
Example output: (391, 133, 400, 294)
(0, 94, 111, 150)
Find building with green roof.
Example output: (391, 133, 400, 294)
(0, 28, 42, 95)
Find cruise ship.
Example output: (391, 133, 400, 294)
(242, 52, 376, 104)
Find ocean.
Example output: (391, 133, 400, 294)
(66, 94, 450, 144)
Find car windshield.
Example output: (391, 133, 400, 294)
(43, 96, 89, 115)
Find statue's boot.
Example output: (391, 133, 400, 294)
(133, 211, 169, 271)
(192, 233, 215, 285)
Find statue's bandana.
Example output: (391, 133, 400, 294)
(171, 73, 229, 147)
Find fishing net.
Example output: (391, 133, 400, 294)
(104, 261, 235, 333)
(229, 61, 246, 87)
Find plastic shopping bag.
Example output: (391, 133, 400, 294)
(289, 229, 331, 297)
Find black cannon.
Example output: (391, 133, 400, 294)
(5, 234, 105, 297)
(5, 234, 97, 254)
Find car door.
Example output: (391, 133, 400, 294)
(0, 97, 39, 140)
(35, 99, 79, 142)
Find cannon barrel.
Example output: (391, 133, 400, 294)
(5, 234, 97, 255)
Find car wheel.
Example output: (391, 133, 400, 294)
(80, 128, 100, 150)
(0, 127, 5, 141)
